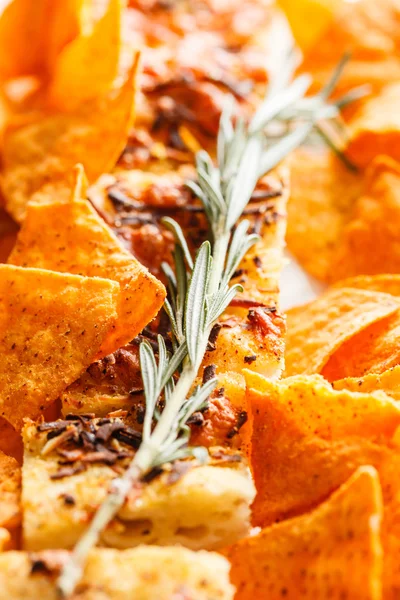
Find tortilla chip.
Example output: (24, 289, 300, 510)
(278, 0, 340, 52)
(322, 309, 400, 380)
(0, 451, 21, 534)
(1, 56, 138, 223)
(0, 265, 119, 429)
(286, 145, 363, 282)
(288, 149, 400, 281)
(48, 0, 122, 111)
(347, 84, 400, 168)
(224, 466, 383, 600)
(0, 418, 23, 463)
(299, 0, 400, 98)
(246, 372, 400, 598)
(246, 371, 400, 526)
(0, 207, 18, 262)
(0, 528, 10, 551)
(9, 175, 165, 352)
(331, 157, 400, 279)
(284, 287, 399, 376)
(0, 0, 81, 82)
(322, 274, 400, 380)
(333, 274, 400, 297)
(328, 276, 400, 392)
(333, 366, 400, 402)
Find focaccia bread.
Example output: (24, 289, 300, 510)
(22, 419, 255, 552)
(0, 546, 234, 600)
(61, 167, 289, 455)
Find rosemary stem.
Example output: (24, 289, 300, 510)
(58, 216, 233, 597)
(58, 60, 353, 598)
(149, 361, 198, 444)
(57, 463, 143, 598)
(208, 226, 230, 295)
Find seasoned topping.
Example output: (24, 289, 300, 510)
(29, 551, 68, 576)
(59, 493, 76, 506)
(226, 411, 249, 440)
(247, 306, 278, 336)
(36, 417, 142, 479)
(244, 355, 257, 364)
(203, 364, 217, 384)
(206, 323, 222, 352)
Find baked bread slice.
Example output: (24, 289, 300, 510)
(0, 546, 234, 600)
(22, 419, 255, 552)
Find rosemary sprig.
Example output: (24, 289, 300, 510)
(57, 56, 361, 597)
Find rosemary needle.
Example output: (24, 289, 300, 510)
(57, 56, 361, 597)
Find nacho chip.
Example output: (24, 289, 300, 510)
(224, 466, 383, 600)
(322, 274, 400, 380)
(246, 371, 400, 526)
(333, 274, 400, 297)
(329, 277, 400, 392)
(330, 157, 400, 279)
(0, 206, 18, 262)
(299, 0, 400, 97)
(347, 84, 400, 168)
(322, 310, 400, 381)
(0, 0, 81, 82)
(9, 178, 165, 352)
(286, 145, 363, 282)
(0, 451, 21, 533)
(284, 287, 399, 376)
(1, 56, 138, 223)
(0, 529, 10, 551)
(0, 418, 23, 463)
(333, 366, 400, 403)
(0, 265, 119, 428)
(246, 372, 400, 598)
(288, 148, 400, 281)
(48, 0, 122, 111)
(278, 0, 341, 52)
(0, 547, 234, 599)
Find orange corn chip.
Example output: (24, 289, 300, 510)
(0, 265, 119, 429)
(246, 372, 400, 598)
(299, 0, 400, 98)
(333, 274, 400, 297)
(347, 84, 400, 168)
(333, 366, 400, 403)
(329, 157, 400, 280)
(224, 466, 383, 600)
(1, 56, 138, 223)
(287, 147, 400, 282)
(0, 207, 18, 263)
(48, 0, 122, 111)
(9, 171, 165, 353)
(0, 528, 10, 551)
(247, 372, 400, 525)
(0, 0, 82, 81)
(278, 0, 341, 52)
(286, 146, 363, 282)
(322, 310, 400, 381)
(329, 274, 400, 391)
(284, 287, 399, 376)
(0, 451, 21, 533)
(0, 418, 23, 463)
(323, 274, 400, 381)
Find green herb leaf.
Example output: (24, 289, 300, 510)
(185, 241, 211, 365)
(161, 217, 194, 270)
